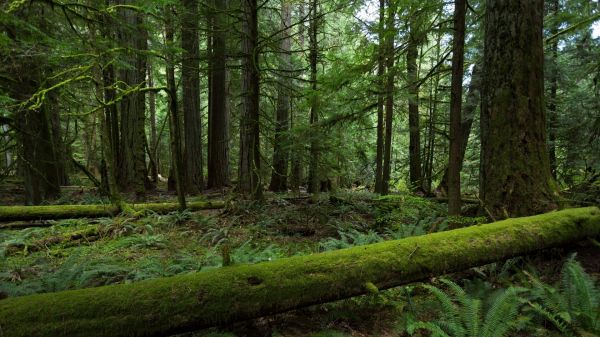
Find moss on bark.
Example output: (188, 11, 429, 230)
(0, 201, 224, 222)
(0, 207, 598, 337)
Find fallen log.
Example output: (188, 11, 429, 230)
(0, 200, 224, 222)
(0, 207, 598, 337)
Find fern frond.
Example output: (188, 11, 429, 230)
(481, 287, 523, 337)
(409, 321, 452, 337)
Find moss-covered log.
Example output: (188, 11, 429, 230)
(0, 207, 599, 337)
(0, 200, 224, 222)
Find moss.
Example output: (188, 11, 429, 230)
(0, 201, 224, 222)
(0, 207, 598, 337)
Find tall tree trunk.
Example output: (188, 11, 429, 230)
(116, 1, 148, 200)
(182, 0, 204, 194)
(407, 16, 422, 192)
(374, 0, 385, 194)
(147, 62, 158, 184)
(438, 61, 481, 194)
(547, 0, 559, 180)
(448, 0, 466, 218)
(239, 0, 262, 200)
(289, 1, 306, 192)
(166, 7, 187, 210)
(481, 0, 557, 218)
(17, 106, 61, 205)
(381, 0, 396, 195)
(207, 0, 231, 189)
(269, 0, 292, 192)
(307, 0, 320, 195)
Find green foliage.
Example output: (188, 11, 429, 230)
(408, 279, 526, 337)
(526, 256, 600, 336)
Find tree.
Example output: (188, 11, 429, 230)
(448, 0, 466, 218)
(239, 0, 262, 200)
(480, 0, 557, 217)
(269, 0, 293, 192)
(115, 1, 149, 200)
(381, 0, 397, 195)
(307, 0, 320, 195)
(182, 0, 204, 193)
(166, 6, 187, 210)
(407, 11, 422, 192)
(374, 0, 386, 194)
(207, 0, 230, 189)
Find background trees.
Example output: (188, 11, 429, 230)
(0, 0, 597, 215)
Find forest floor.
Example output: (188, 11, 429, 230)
(0, 185, 599, 337)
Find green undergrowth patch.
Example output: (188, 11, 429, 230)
(1, 192, 489, 300)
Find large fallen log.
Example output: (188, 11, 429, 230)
(0, 207, 598, 337)
(0, 200, 224, 222)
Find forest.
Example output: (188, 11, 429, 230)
(0, 0, 599, 336)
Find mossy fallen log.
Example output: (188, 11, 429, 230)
(0, 207, 599, 337)
(0, 200, 224, 222)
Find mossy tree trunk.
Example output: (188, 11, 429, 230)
(1, 207, 598, 337)
(481, 0, 557, 218)
(374, 0, 385, 195)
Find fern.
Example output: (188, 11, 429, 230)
(527, 255, 600, 335)
(409, 279, 524, 337)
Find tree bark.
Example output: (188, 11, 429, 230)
(481, 0, 557, 218)
(1, 207, 598, 337)
(374, 0, 385, 194)
(207, 0, 231, 189)
(147, 62, 158, 184)
(547, 0, 559, 180)
(448, 0, 466, 218)
(182, 0, 204, 194)
(115, 1, 148, 200)
(307, 0, 320, 195)
(438, 62, 481, 195)
(269, 0, 293, 192)
(166, 7, 187, 210)
(239, 0, 262, 200)
(407, 16, 422, 192)
(381, 0, 396, 195)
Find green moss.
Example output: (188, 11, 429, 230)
(0, 201, 224, 222)
(0, 207, 598, 337)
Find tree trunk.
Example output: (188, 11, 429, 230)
(381, 0, 396, 195)
(269, 0, 292, 192)
(374, 0, 385, 194)
(115, 1, 148, 200)
(407, 16, 422, 192)
(0, 200, 225, 223)
(547, 0, 559, 180)
(1, 207, 598, 337)
(239, 0, 262, 200)
(147, 62, 158, 184)
(207, 0, 231, 189)
(166, 7, 187, 210)
(307, 0, 320, 195)
(182, 0, 204, 194)
(448, 0, 466, 218)
(438, 61, 481, 195)
(289, 1, 306, 192)
(481, 0, 557, 218)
